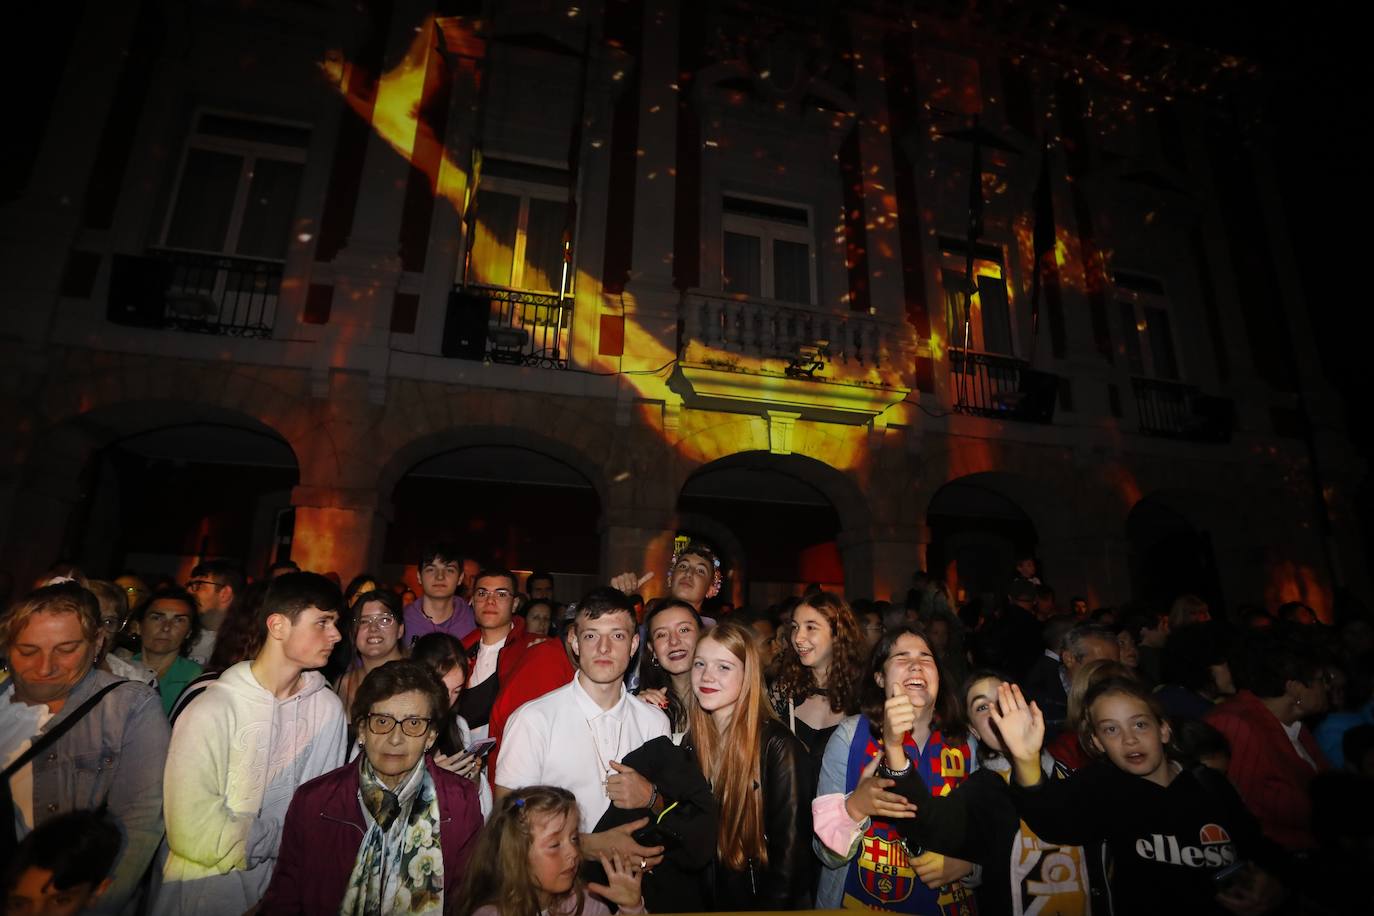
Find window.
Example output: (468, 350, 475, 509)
(1114, 271, 1179, 380)
(721, 196, 815, 304)
(466, 158, 572, 295)
(940, 239, 1014, 356)
(161, 112, 309, 260)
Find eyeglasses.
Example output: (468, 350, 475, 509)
(357, 614, 396, 630)
(185, 579, 224, 592)
(146, 611, 191, 628)
(474, 588, 513, 601)
(360, 713, 433, 737)
(98, 617, 124, 633)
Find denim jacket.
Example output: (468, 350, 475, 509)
(2, 667, 170, 915)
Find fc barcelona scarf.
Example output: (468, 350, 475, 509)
(841, 719, 977, 914)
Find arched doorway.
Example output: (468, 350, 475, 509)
(927, 477, 1037, 609)
(70, 422, 299, 582)
(384, 445, 601, 601)
(678, 452, 847, 608)
(1127, 494, 1225, 615)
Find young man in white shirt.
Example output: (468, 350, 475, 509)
(155, 572, 347, 915)
(496, 587, 669, 864)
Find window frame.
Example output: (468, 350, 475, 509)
(719, 193, 817, 306)
(939, 240, 1017, 358)
(158, 108, 310, 261)
(1113, 271, 1182, 381)
(463, 169, 573, 296)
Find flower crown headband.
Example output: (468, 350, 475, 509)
(669, 544, 723, 596)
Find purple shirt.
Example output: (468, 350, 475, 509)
(402, 595, 476, 645)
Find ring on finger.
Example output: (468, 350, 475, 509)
(640, 857, 648, 870)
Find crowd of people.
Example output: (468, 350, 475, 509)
(2, 542, 1372, 915)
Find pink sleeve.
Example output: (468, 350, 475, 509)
(812, 792, 866, 856)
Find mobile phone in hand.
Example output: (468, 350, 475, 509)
(465, 737, 497, 757)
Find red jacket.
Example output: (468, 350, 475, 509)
(485, 635, 576, 785)
(260, 757, 482, 914)
(460, 614, 545, 684)
(1205, 689, 1328, 850)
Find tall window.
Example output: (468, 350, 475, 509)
(1114, 271, 1179, 379)
(940, 239, 1014, 356)
(161, 112, 309, 260)
(466, 158, 572, 295)
(721, 195, 814, 305)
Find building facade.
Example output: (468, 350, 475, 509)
(1, 0, 1364, 615)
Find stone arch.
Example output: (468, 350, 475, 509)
(6, 378, 304, 587)
(376, 422, 614, 511)
(924, 471, 1042, 606)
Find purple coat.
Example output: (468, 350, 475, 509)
(402, 595, 477, 644)
(260, 757, 482, 914)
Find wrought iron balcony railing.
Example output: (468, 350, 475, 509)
(1132, 377, 1235, 443)
(445, 284, 571, 369)
(107, 250, 280, 338)
(948, 349, 1059, 424)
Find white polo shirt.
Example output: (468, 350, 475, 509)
(497, 673, 670, 832)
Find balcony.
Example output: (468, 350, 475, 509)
(107, 250, 281, 338)
(444, 284, 571, 369)
(672, 290, 911, 423)
(1132, 377, 1235, 443)
(948, 349, 1060, 424)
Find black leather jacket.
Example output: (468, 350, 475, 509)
(703, 718, 816, 910)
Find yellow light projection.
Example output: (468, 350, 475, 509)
(319, 17, 900, 477)
(320, 16, 478, 218)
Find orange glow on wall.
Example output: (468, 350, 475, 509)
(1264, 557, 1331, 623)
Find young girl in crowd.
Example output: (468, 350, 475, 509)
(813, 623, 978, 914)
(1046, 658, 1134, 772)
(768, 590, 865, 780)
(336, 589, 407, 715)
(410, 633, 493, 817)
(452, 786, 646, 916)
(991, 677, 1290, 915)
(635, 599, 703, 740)
(953, 670, 1092, 915)
(686, 620, 813, 910)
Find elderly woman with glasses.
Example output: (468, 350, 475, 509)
(336, 589, 408, 716)
(262, 660, 483, 914)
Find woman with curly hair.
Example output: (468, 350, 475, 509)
(768, 590, 866, 784)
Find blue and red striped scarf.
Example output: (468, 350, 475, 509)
(841, 719, 977, 914)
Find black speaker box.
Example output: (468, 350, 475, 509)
(107, 254, 169, 327)
(442, 289, 489, 360)
(1014, 367, 1060, 423)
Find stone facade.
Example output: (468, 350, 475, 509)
(0, 1, 1363, 616)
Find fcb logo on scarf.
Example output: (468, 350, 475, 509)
(858, 828, 917, 903)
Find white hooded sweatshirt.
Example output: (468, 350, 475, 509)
(154, 660, 346, 915)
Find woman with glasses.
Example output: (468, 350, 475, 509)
(131, 588, 204, 716)
(336, 589, 407, 717)
(262, 660, 483, 913)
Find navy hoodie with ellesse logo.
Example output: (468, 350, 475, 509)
(1010, 760, 1291, 915)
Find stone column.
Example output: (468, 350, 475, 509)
(289, 485, 390, 581)
(598, 507, 679, 602)
(1037, 532, 1132, 610)
(0, 426, 98, 590)
(838, 525, 924, 602)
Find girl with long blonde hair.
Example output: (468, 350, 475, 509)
(686, 620, 813, 910)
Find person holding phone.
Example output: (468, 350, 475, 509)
(410, 633, 493, 818)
